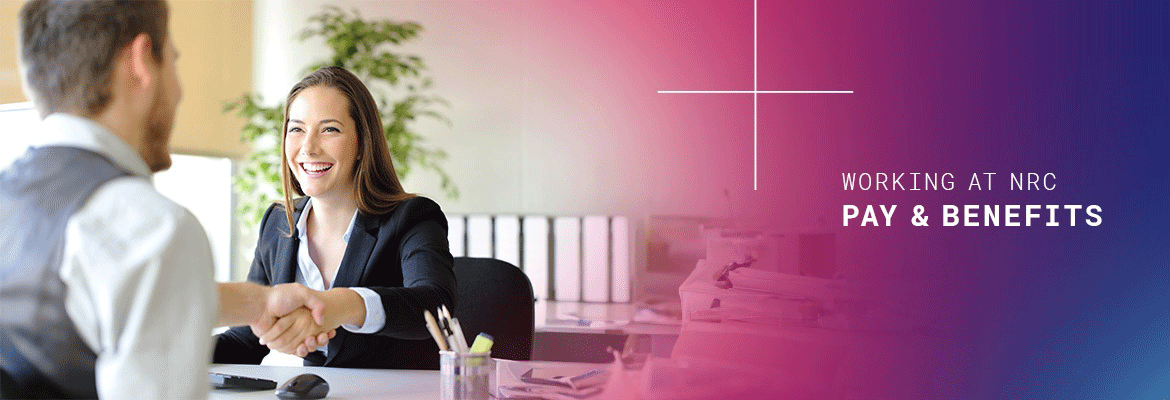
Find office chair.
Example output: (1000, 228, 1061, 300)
(452, 257, 534, 361)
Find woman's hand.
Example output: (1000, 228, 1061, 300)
(254, 307, 336, 357)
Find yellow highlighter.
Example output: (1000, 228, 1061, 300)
(469, 333, 494, 354)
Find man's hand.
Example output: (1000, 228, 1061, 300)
(217, 282, 329, 328)
(216, 282, 338, 356)
(251, 283, 327, 333)
(253, 308, 336, 357)
(248, 283, 336, 356)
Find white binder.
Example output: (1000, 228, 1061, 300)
(446, 215, 465, 257)
(522, 217, 550, 300)
(610, 216, 631, 303)
(466, 215, 492, 258)
(553, 217, 582, 301)
(582, 216, 610, 302)
(494, 215, 521, 268)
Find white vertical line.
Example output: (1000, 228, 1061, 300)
(753, 0, 759, 191)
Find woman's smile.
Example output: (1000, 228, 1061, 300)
(299, 162, 334, 177)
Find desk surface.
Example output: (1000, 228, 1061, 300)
(208, 364, 438, 400)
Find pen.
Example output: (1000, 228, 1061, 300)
(423, 310, 449, 351)
(435, 307, 446, 332)
(438, 305, 469, 353)
(439, 304, 454, 326)
(436, 306, 463, 353)
(449, 316, 470, 353)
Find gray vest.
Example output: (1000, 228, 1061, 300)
(1, 146, 132, 399)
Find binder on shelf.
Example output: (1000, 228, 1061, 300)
(610, 216, 631, 303)
(494, 215, 521, 268)
(448, 213, 634, 303)
(582, 216, 610, 303)
(447, 215, 466, 257)
(467, 215, 492, 258)
(522, 216, 550, 300)
(553, 217, 582, 301)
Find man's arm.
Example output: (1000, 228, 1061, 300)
(215, 282, 328, 328)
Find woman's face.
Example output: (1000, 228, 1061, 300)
(285, 85, 360, 202)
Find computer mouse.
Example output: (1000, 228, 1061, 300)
(275, 373, 330, 400)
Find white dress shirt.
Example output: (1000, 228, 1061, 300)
(293, 198, 387, 356)
(37, 114, 218, 400)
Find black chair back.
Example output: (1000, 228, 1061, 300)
(452, 257, 534, 361)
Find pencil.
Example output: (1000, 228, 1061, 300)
(423, 310, 449, 351)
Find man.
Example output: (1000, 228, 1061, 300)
(0, 1, 330, 398)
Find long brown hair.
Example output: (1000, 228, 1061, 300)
(280, 66, 415, 234)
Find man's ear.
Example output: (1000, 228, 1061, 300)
(126, 33, 155, 91)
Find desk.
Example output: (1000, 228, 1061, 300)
(534, 300, 680, 336)
(533, 300, 680, 362)
(208, 364, 438, 400)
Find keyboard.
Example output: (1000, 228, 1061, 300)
(208, 372, 278, 390)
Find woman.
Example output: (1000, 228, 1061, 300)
(214, 66, 456, 369)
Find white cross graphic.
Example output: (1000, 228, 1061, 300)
(658, 0, 854, 190)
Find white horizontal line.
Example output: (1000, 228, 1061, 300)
(658, 90, 853, 94)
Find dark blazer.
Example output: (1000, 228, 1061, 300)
(213, 196, 456, 369)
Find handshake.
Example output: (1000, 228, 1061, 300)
(223, 282, 369, 358)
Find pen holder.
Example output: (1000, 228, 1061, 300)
(440, 350, 493, 400)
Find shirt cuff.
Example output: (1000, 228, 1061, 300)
(341, 287, 385, 333)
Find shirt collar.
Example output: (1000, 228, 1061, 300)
(34, 113, 153, 179)
(295, 198, 360, 244)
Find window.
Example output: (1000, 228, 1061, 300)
(0, 102, 39, 168)
(155, 155, 234, 281)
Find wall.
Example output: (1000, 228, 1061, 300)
(168, 0, 252, 157)
(253, 0, 750, 218)
(2, 0, 25, 103)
